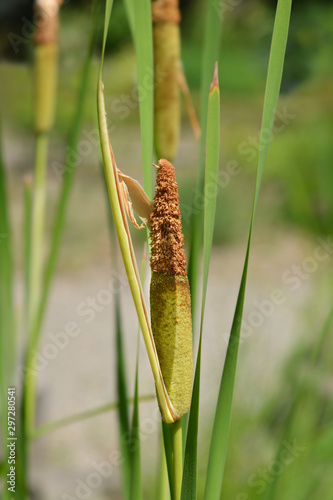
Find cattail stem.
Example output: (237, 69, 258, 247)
(172, 418, 183, 500)
(23, 175, 32, 322)
(25, 133, 49, 436)
(28, 133, 48, 324)
(157, 435, 170, 500)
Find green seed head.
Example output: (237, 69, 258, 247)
(150, 273, 193, 417)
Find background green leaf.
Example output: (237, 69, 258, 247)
(188, 0, 223, 317)
(0, 128, 16, 500)
(182, 66, 220, 500)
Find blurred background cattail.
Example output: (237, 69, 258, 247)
(152, 0, 181, 161)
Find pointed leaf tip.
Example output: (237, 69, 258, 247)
(210, 62, 219, 94)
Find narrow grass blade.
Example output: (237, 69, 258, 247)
(129, 333, 142, 500)
(203, 251, 249, 500)
(181, 65, 220, 500)
(262, 306, 333, 500)
(115, 290, 131, 500)
(204, 2, 292, 499)
(98, 0, 178, 424)
(0, 132, 15, 382)
(201, 65, 220, 309)
(30, 395, 154, 440)
(129, 250, 147, 500)
(133, 0, 154, 197)
(181, 337, 202, 500)
(23, 176, 32, 321)
(188, 0, 223, 317)
(162, 421, 175, 500)
(103, 155, 131, 499)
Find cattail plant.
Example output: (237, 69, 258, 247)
(25, 0, 64, 438)
(151, 0, 192, 418)
(98, 1, 293, 499)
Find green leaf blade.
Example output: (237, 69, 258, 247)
(203, 1, 292, 498)
(0, 131, 16, 500)
(182, 64, 220, 500)
(181, 338, 202, 500)
(0, 132, 15, 385)
(254, 0, 293, 213)
(202, 66, 220, 307)
(129, 345, 142, 500)
(162, 421, 175, 500)
(203, 253, 249, 500)
(115, 293, 131, 500)
(188, 0, 222, 316)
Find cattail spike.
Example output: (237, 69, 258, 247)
(150, 159, 193, 419)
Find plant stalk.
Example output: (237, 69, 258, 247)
(24, 131, 49, 435)
(172, 419, 183, 500)
(28, 132, 48, 327)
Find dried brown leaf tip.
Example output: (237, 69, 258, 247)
(210, 61, 219, 94)
(149, 159, 187, 275)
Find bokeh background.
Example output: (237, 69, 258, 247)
(1, 0, 333, 498)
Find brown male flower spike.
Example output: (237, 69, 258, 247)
(150, 159, 193, 418)
(150, 159, 187, 275)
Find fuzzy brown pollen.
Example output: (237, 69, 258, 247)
(149, 159, 187, 275)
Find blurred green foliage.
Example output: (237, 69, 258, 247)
(219, 309, 333, 500)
